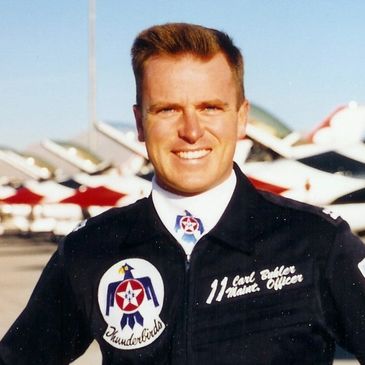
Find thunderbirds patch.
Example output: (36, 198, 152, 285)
(175, 210, 204, 244)
(98, 258, 165, 350)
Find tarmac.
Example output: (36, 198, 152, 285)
(0, 234, 360, 364)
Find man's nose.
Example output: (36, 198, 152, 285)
(178, 110, 204, 143)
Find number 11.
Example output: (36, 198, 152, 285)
(206, 277, 228, 304)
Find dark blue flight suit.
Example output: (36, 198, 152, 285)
(1, 165, 365, 364)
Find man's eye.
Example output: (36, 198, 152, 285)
(158, 108, 176, 114)
(203, 106, 221, 112)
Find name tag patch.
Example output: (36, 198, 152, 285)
(206, 264, 307, 305)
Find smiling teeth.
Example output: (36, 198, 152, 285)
(177, 149, 209, 159)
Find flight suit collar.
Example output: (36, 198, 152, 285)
(127, 164, 277, 255)
(126, 194, 174, 246)
(207, 163, 271, 254)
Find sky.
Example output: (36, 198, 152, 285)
(1, 0, 364, 150)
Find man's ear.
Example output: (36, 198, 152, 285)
(237, 100, 249, 139)
(133, 105, 145, 142)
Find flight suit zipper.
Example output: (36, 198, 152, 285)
(185, 255, 191, 364)
(184, 240, 203, 364)
(172, 239, 199, 364)
(170, 240, 193, 364)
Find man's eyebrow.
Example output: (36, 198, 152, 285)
(198, 99, 229, 108)
(147, 99, 229, 112)
(147, 103, 181, 112)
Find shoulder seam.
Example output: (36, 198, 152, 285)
(258, 190, 344, 227)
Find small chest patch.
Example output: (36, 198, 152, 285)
(358, 258, 365, 279)
(98, 258, 165, 350)
(322, 208, 340, 221)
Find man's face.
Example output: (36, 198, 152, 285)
(134, 52, 248, 195)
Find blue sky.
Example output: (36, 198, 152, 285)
(1, 0, 364, 149)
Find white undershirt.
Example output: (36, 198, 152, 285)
(152, 171, 236, 257)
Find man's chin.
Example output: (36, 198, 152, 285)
(162, 178, 214, 196)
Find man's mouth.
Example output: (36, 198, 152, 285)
(175, 149, 211, 160)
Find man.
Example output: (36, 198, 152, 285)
(1, 23, 365, 364)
